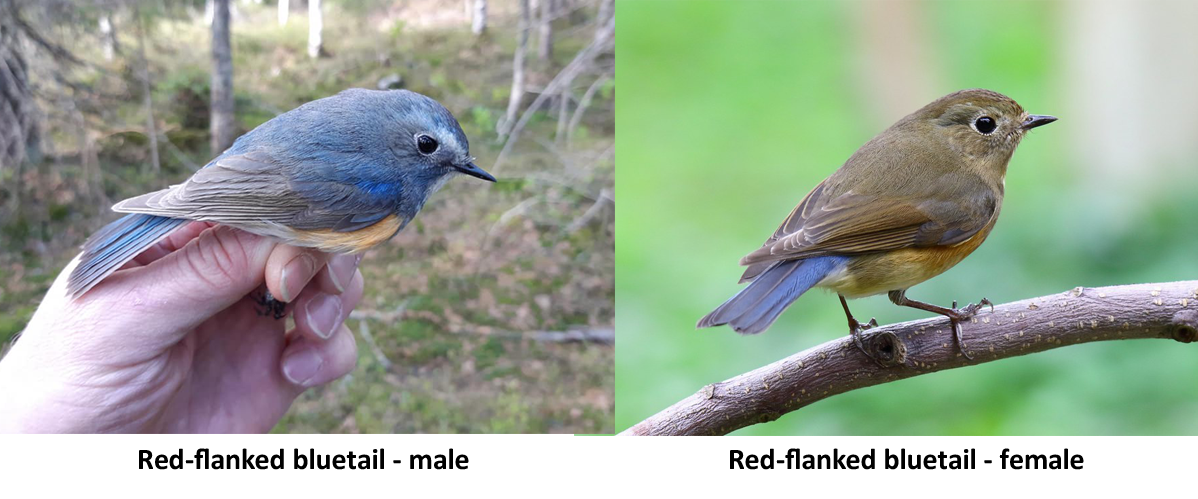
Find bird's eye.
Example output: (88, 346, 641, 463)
(974, 116, 997, 134)
(416, 134, 439, 155)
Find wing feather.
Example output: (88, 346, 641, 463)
(111, 153, 393, 233)
(739, 176, 998, 273)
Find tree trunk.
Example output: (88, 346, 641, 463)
(136, 14, 160, 176)
(499, 0, 530, 138)
(209, 0, 235, 154)
(66, 93, 100, 204)
(98, 15, 117, 61)
(595, 0, 613, 43)
(307, 0, 322, 59)
(471, 0, 487, 36)
(555, 89, 569, 145)
(278, 0, 289, 26)
(537, 0, 553, 60)
(0, 5, 40, 176)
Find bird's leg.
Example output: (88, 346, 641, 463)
(253, 289, 288, 320)
(887, 290, 991, 360)
(839, 294, 879, 362)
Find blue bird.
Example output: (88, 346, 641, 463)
(68, 88, 495, 298)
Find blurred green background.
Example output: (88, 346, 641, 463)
(616, 0, 1198, 434)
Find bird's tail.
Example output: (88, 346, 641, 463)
(697, 256, 845, 335)
(67, 214, 188, 298)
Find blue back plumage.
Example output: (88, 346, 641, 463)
(68, 89, 480, 298)
(219, 88, 472, 219)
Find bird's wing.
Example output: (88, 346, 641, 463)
(738, 178, 998, 274)
(112, 152, 394, 233)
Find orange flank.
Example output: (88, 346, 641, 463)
(288, 214, 404, 253)
(820, 218, 998, 298)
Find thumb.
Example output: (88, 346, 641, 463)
(82, 225, 278, 345)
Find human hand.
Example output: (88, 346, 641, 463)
(0, 222, 363, 433)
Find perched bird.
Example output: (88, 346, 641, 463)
(68, 88, 495, 299)
(697, 89, 1056, 359)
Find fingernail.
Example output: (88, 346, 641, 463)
(304, 293, 342, 339)
(280, 253, 317, 302)
(327, 254, 360, 293)
(282, 347, 323, 386)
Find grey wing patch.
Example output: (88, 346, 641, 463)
(112, 153, 308, 222)
(112, 153, 393, 232)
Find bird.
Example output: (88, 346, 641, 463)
(696, 88, 1056, 360)
(67, 88, 496, 300)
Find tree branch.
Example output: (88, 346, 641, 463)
(620, 281, 1198, 436)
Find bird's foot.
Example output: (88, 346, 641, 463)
(848, 316, 881, 364)
(950, 297, 994, 319)
(253, 290, 288, 320)
(942, 298, 992, 361)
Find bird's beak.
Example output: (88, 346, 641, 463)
(1021, 114, 1058, 130)
(455, 162, 497, 182)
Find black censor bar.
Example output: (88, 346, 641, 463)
(142, 447, 469, 471)
(728, 447, 1087, 471)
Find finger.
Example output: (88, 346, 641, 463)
(78, 225, 278, 346)
(129, 221, 214, 267)
(316, 253, 362, 295)
(292, 269, 364, 342)
(280, 323, 359, 388)
(264, 245, 330, 303)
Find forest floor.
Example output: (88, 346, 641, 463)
(0, 2, 614, 433)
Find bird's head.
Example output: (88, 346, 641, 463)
(374, 89, 496, 184)
(911, 88, 1056, 163)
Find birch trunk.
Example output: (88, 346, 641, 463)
(278, 0, 288, 26)
(471, 0, 487, 35)
(499, 0, 530, 138)
(537, 0, 553, 60)
(209, 0, 235, 154)
(307, 0, 323, 59)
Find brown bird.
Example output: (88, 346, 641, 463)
(697, 88, 1056, 360)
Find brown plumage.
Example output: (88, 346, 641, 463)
(698, 89, 1057, 359)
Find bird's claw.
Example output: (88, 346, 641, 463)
(253, 291, 288, 320)
(950, 298, 992, 320)
(944, 298, 991, 362)
(848, 317, 885, 366)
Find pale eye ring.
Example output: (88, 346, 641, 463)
(416, 134, 439, 155)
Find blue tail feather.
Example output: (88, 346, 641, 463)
(697, 256, 846, 335)
(67, 214, 188, 297)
